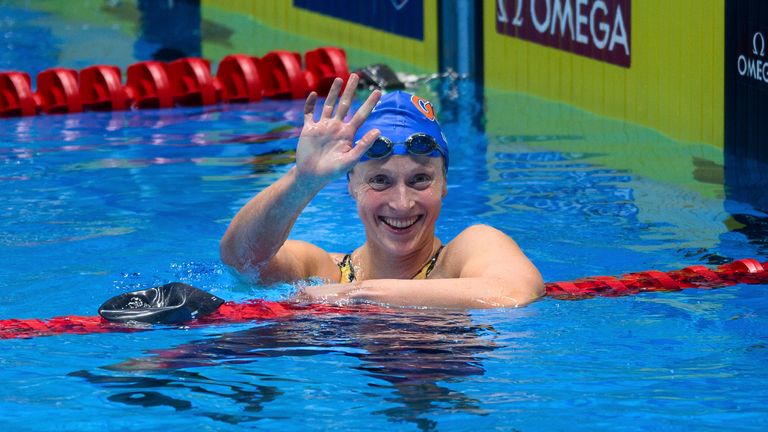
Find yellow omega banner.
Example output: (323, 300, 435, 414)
(485, 0, 725, 147)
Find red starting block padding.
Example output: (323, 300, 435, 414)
(259, 50, 308, 99)
(79, 65, 128, 111)
(36, 68, 82, 114)
(167, 57, 218, 106)
(125, 61, 173, 109)
(305, 47, 349, 96)
(215, 54, 263, 103)
(0, 72, 37, 117)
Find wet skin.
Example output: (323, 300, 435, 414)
(346, 155, 447, 280)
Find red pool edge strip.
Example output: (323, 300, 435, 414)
(2, 258, 767, 339)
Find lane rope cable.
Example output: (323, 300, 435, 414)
(1, 258, 766, 340)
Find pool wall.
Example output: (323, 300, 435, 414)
(201, 0, 439, 74)
(197, 1, 766, 164)
(488, 1, 723, 148)
(202, 0, 768, 207)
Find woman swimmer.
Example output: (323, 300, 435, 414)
(220, 74, 544, 308)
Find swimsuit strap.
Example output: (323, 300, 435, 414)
(411, 245, 445, 280)
(338, 245, 445, 282)
(338, 253, 356, 283)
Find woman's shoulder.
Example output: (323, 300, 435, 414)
(449, 224, 513, 246)
(433, 225, 518, 278)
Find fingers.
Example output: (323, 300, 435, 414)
(303, 91, 318, 124)
(349, 128, 381, 160)
(321, 78, 343, 118)
(348, 89, 381, 129)
(315, 75, 378, 128)
(333, 73, 360, 121)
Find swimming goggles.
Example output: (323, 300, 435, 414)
(365, 133, 445, 160)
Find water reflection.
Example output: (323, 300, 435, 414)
(72, 310, 498, 430)
(492, 150, 638, 219)
(722, 211, 768, 259)
(69, 369, 281, 424)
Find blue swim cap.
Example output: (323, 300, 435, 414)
(354, 91, 449, 169)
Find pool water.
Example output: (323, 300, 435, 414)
(1, 82, 767, 431)
(3, 5, 768, 432)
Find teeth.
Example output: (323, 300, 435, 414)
(382, 216, 419, 229)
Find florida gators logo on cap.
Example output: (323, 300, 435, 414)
(354, 91, 449, 169)
(411, 95, 436, 121)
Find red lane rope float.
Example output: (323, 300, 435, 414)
(216, 54, 264, 103)
(37, 68, 82, 114)
(2, 258, 766, 340)
(126, 61, 174, 109)
(168, 57, 218, 106)
(545, 258, 767, 300)
(0, 72, 37, 116)
(305, 47, 349, 96)
(0, 301, 384, 340)
(80, 65, 128, 111)
(259, 50, 308, 99)
(0, 47, 348, 117)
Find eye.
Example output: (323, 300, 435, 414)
(368, 174, 391, 190)
(409, 173, 432, 188)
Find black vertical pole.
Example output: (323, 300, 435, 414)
(438, 0, 484, 85)
(136, 0, 201, 61)
(438, 0, 485, 131)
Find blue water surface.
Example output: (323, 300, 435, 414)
(2, 4, 768, 432)
(0, 91, 766, 431)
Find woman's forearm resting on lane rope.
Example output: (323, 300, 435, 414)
(301, 276, 546, 309)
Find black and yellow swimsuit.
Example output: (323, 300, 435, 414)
(338, 246, 445, 283)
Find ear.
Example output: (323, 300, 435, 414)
(440, 163, 448, 198)
(347, 173, 357, 199)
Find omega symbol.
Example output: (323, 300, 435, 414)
(753, 32, 765, 57)
(390, 0, 409, 11)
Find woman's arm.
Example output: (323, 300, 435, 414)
(219, 167, 330, 279)
(220, 75, 381, 280)
(298, 225, 546, 308)
(299, 277, 542, 308)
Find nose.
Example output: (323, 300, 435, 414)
(389, 183, 415, 211)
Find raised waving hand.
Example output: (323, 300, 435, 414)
(295, 73, 381, 185)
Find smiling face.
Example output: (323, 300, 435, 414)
(348, 155, 447, 258)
